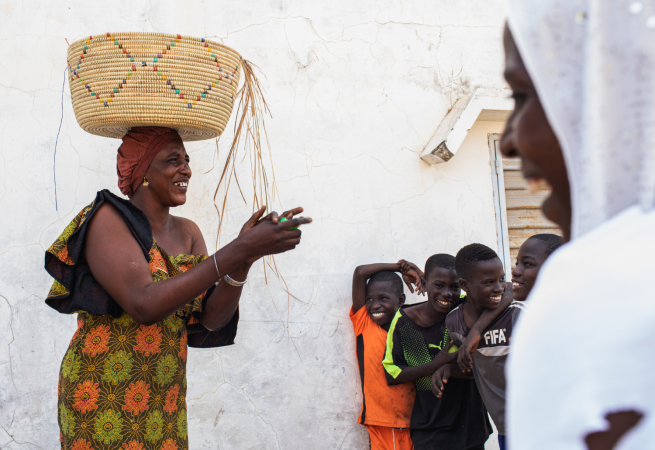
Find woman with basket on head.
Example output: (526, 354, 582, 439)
(46, 33, 309, 449)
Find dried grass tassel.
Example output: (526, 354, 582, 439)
(211, 60, 309, 330)
(213, 60, 279, 238)
(213, 60, 291, 284)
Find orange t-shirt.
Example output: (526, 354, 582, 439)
(350, 306, 415, 428)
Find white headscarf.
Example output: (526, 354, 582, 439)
(507, 0, 655, 239)
(505, 3, 655, 449)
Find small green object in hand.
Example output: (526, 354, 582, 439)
(448, 344, 459, 354)
(279, 217, 298, 230)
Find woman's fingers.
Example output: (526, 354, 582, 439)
(281, 207, 304, 219)
(272, 239, 301, 254)
(261, 207, 305, 225)
(258, 211, 279, 224)
(250, 206, 267, 224)
(238, 206, 267, 237)
(280, 216, 312, 230)
(243, 211, 310, 257)
(244, 205, 266, 228)
(286, 238, 301, 248)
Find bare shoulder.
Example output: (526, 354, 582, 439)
(87, 202, 130, 237)
(171, 215, 202, 237)
(84, 202, 143, 261)
(171, 215, 207, 254)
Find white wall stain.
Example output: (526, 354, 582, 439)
(0, 0, 507, 448)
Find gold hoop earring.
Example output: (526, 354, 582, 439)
(142, 178, 149, 186)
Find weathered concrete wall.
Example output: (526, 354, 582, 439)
(0, 1, 508, 448)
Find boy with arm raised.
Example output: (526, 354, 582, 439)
(350, 261, 424, 450)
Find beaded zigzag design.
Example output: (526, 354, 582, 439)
(68, 33, 241, 109)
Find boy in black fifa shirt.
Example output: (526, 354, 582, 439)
(382, 254, 491, 450)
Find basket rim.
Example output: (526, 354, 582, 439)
(68, 32, 240, 59)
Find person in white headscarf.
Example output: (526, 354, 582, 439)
(500, 1, 655, 449)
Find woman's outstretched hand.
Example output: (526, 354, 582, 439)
(237, 206, 311, 262)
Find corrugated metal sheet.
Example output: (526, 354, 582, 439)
(502, 158, 562, 265)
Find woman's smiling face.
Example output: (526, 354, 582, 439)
(500, 25, 572, 242)
(142, 139, 191, 207)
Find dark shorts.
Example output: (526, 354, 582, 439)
(410, 428, 486, 450)
(498, 435, 507, 450)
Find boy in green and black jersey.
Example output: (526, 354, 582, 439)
(382, 254, 491, 450)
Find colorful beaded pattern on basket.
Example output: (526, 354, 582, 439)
(66, 32, 243, 141)
(68, 33, 241, 109)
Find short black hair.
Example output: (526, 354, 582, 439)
(367, 271, 404, 295)
(526, 233, 563, 256)
(424, 254, 456, 279)
(455, 243, 500, 279)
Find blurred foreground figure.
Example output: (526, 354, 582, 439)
(501, 1, 655, 449)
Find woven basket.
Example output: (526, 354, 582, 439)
(67, 32, 242, 141)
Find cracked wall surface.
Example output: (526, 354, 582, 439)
(0, 1, 508, 448)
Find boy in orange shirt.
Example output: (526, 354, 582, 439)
(350, 261, 423, 450)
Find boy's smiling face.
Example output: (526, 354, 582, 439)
(459, 258, 506, 310)
(512, 239, 549, 301)
(425, 267, 461, 314)
(365, 281, 405, 326)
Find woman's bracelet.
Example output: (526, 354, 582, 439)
(213, 254, 221, 280)
(224, 274, 247, 287)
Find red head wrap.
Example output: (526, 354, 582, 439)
(116, 127, 181, 198)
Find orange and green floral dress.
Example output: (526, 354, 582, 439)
(45, 190, 238, 450)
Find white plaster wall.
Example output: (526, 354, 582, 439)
(0, 1, 508, 448)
